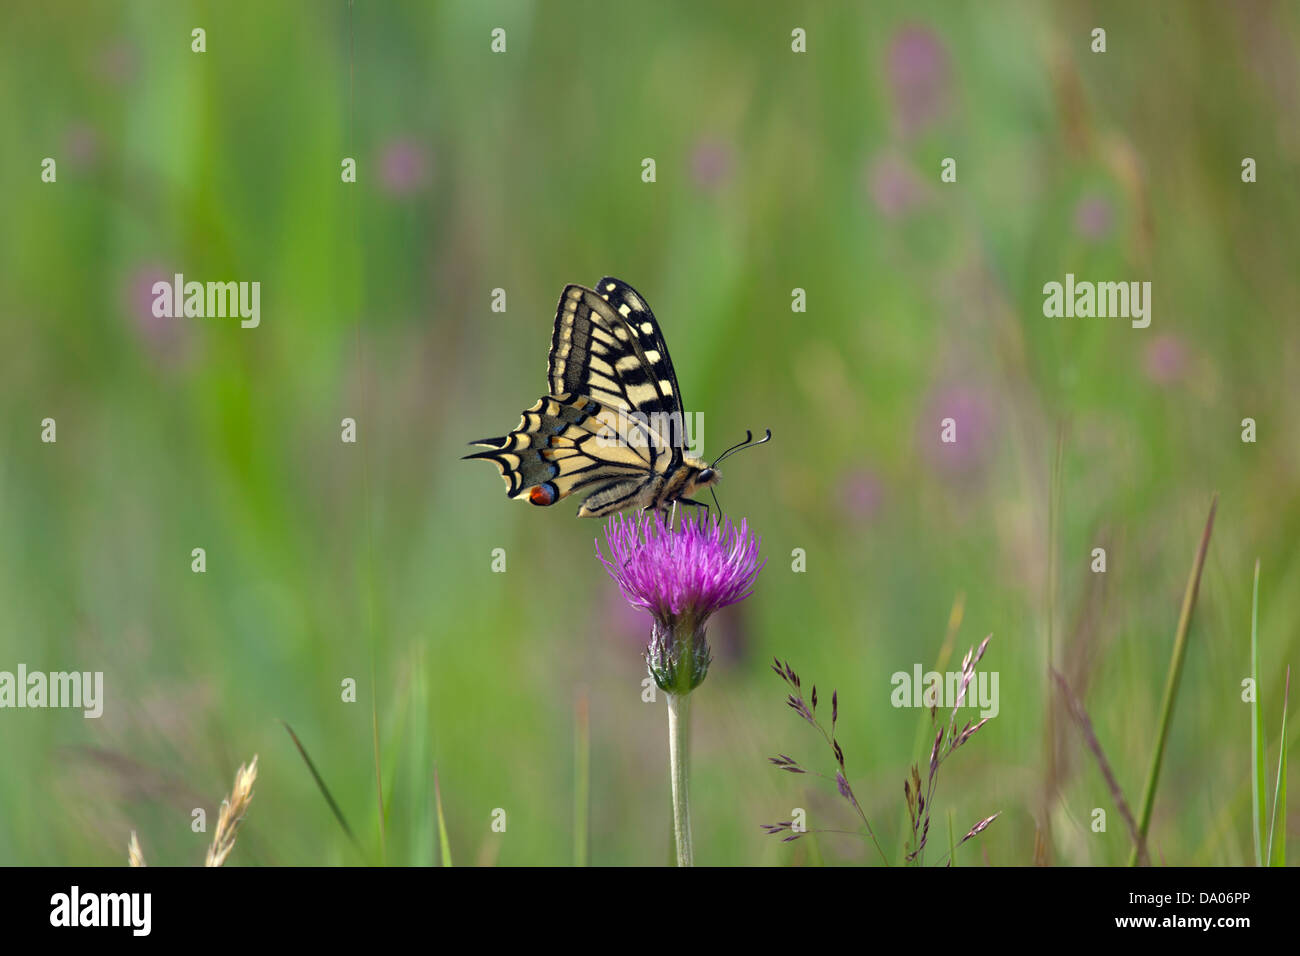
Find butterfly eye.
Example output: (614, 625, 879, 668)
(697, 468, 715, 484)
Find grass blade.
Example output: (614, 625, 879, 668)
(406, 646, 434, 866)
(574, 690, 590, 867)
(1267, 667, 1289, 866)
(370, 662, 387, 864)
(434, 768, 453, 867)
(1250, 559, 1266, 866)
(947, 809, 956, 867)
(281, 720, 364, 858)
(1129, 494, 1217, 866)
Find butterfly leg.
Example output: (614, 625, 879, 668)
(677, 497, 710, 522)
(644, 501, 673, 528)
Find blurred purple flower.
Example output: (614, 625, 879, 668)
(888, 24, 952, 136)
(379, 139, 431, 196)
(97, 40, 137, 85)
(922, 384, 995, 476)
(124, 264, 190, 364)
(1074, 195, 1113, 241)
(597, 511, 763, 693)
(691, 138, 733, 191)
(866, 153, 927, 220)
(1143, 334, 1188, 385)
(64, 123, 100, 169)
(840, 468, 884, 522)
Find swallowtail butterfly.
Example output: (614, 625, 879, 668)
(465, 277, 768, 517)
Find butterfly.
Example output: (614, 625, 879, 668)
(465, 277, 769, 517)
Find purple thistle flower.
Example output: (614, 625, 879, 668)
(1073, 194, 1114, 241)
(1143, 333, 1189, 385)
(378, 138, 431, 196)
(690, 138, 733, 192)
(887, 24, 952, 138)
(865, 152, 928, 221)
(596, 511, 764, 694)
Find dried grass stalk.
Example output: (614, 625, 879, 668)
(204, 755, 258, 867)
(127, 830, 146, 867)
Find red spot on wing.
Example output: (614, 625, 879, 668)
(529, 483, 558, 506)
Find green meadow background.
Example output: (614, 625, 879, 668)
(1, 0, 1296, 866)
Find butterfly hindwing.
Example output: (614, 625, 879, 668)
(465, 393, 671, 513)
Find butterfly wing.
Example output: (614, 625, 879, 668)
(550, 278, 685, 422)
(465, 392, 670, 514)
(468, 278, 688, 516)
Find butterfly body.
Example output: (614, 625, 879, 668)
(575, 453, 719, 518)
(466, 277, 720, 517)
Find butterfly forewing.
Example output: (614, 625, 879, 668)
(468, 277, 707, 516)
(550, 278, 685, 422)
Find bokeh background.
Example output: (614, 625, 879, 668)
(1, 0, 1297, 866)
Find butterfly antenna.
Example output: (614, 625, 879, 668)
(712, 428, 773, 467)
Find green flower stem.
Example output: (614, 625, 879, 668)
(667, 691, 694, 866)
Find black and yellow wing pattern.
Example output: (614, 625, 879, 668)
(549, 278, 684, 421)
(466, 277, 716, 517)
